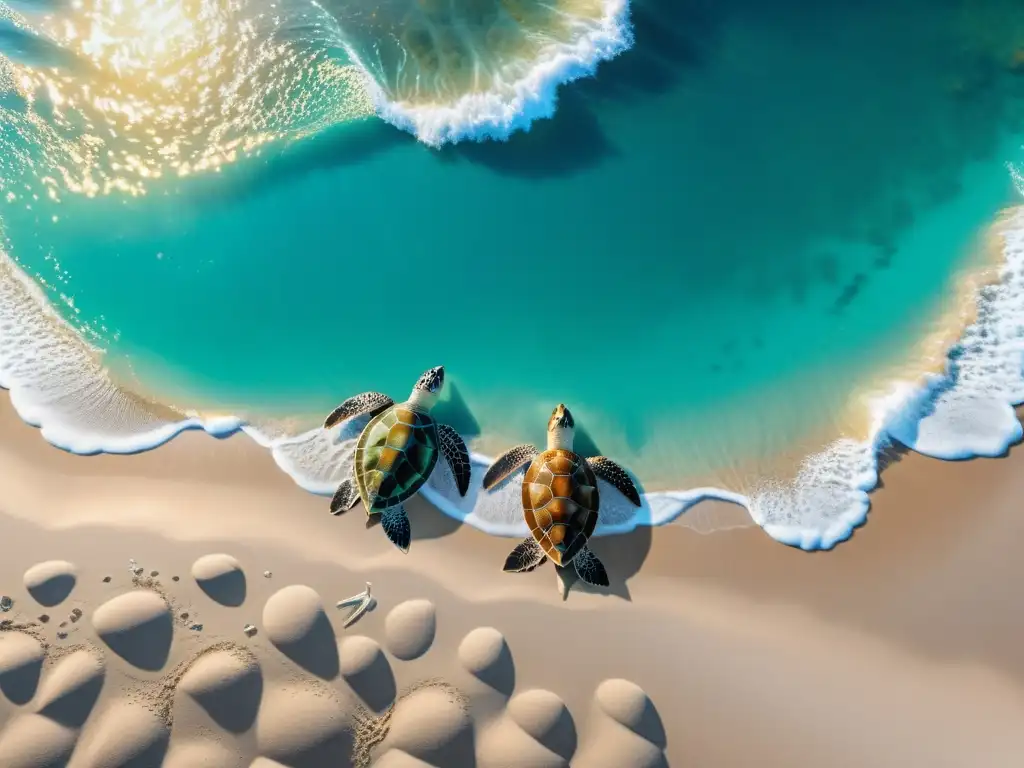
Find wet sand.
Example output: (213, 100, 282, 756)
(0, 394, 1023, 767)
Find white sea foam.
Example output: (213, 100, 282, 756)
(351, 0, 633, 146)
(1, 205, 1023, 549)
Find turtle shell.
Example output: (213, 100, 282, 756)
(354, 404, 439, 514)
(522, 449, 600, 566)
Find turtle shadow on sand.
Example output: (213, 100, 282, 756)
(431, 382, 481, 441)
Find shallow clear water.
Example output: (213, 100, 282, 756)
(1, 0, 1024, 545)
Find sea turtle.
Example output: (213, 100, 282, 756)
(482, 403, 642, 596)
(323, 366, 471, 553)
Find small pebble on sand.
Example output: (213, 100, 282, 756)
(38, 615, 49, 623)
(190, 624, 203, 632)
(150, 571, 159, 577)
(59, 622, 67, 628)
(180, 612, 189, 622)
(0, 596, 12, 612)
(57, 631, 67, 639)
(102, 576, 111, 583)
(70, 608, 83, 623)
(172, 576, 180, 582)
(263, 571, 272, 578)
(243, 624, 257, 637)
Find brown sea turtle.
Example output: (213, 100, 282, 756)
(482, 403, 641, 594)
(323, 366, 471, 553)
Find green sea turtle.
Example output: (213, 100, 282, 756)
(482, 403, 641, 595)
(323, 366, 471, 553)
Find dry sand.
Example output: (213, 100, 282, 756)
(0, 394, 1023, 766)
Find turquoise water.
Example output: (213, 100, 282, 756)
(2, 0, 1024, 545)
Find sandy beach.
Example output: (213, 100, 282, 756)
(1, 393, 1023, 767)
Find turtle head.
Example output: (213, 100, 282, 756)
(546, 403, 575, 450)
(409, 366, 444, 410)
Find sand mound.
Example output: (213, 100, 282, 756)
(457, 626, 515, 694)
(256, 684, 354, 765)
(372, 749, 437, 767)
(0, 631, 46, 704)
(249, 759, 290, 768)
(339, 635, 395, 712)
(178, 647, 262, 733)
(23, 560, 77, 607)
(91, 590, 173, 671)
(191, 554, 247, 607)
(0, 713, 78, 768)
(162, 738, 242, 768)
(507, 689, 576, 758)
(477, 717, 569, 768)
(592, 679, 665, 746)
(73, 699, 170, 768)
(382, 685, 472, 766)
(262, 584, 338, 679)
(35, 648, 105, 727)
(384, 599, 436, 661)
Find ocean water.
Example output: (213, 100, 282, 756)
(1, 0, 1024, 548)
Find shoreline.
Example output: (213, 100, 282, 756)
(3, 390, 1024, 765)
(0, 207, 1019, 550)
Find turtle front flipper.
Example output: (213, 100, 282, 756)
(329, 477, 360, 515)
(323, 392, 394, 429)
(437, 423, 471, 497)
(586, 456, 642, 507)
(483, 444, 538, 490)
(381, 504, 411, 553)
(503, 537, 548, 573)
(572, 546, 610, 588)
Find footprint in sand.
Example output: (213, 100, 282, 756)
(91, 589, 173, 671)
(23, 560, 77, 608)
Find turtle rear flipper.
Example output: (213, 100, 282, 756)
(381, 505, 411, 553)
(503, 537, 547, 573)
(573, 546, 609, 588)
(330, 477, 360, 515)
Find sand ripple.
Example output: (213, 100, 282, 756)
(91, 590, 173, 671)
(23, 560, 77, 607)
(384, 599, 436, 661)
